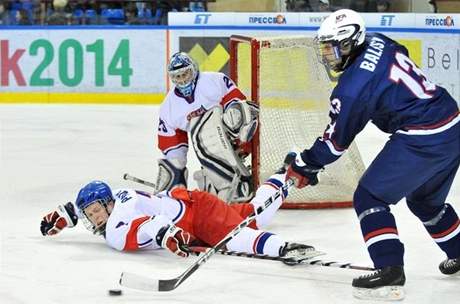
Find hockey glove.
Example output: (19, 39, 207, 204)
(40, 202, 78, 236)
(222, 100, 259, 143)
(286, 151, 323, 189)
(156, 224, 196, 258)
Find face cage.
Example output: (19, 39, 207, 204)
(169, 66, 196, 97)
(78, 199, 110, 235)
(315, 37, 344, 72)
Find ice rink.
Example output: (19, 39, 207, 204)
(0, 104, 459, 304)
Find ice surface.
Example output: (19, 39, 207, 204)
(0, 105, 459, 303)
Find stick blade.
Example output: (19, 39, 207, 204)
(158, 278, 180, 292)
(119, 272, 159, 291)
(119, 272, 180, 292)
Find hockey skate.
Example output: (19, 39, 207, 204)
(439, 257, 460, 275)
(352, 266, 405, 301)
(279, 242, 325, 265)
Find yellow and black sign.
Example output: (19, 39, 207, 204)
(179, 37, 230, 75)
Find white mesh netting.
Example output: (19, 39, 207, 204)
(233, 36, 365, 207)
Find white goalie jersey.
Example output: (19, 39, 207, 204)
(156, 71, 258, 202)
(157, 71, 246, 163)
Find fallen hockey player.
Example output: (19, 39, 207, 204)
(40, 171, 317, 262)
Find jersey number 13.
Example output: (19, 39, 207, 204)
(389, 52, 436, 99)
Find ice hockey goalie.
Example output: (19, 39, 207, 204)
(155, 52, 259, 203)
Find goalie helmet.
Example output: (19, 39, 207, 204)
(75, 180, 114, 235)
(316, 9, 366, 72)
(168, 52, 199, 97)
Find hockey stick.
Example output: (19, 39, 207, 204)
(189, 246, 374, 271)
(120, 171, 294, 293)
(123, 173, 156, 188)
(121, 169, 373, 271)
(218, 250, 375, 271)
(190, 245, 326, 264)
(120, 178, 294, 292)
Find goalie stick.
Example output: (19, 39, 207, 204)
(123, 173, 156, 188)
(120, 154, 296, 292)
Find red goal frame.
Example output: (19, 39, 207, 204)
(229, 35, 352, 209)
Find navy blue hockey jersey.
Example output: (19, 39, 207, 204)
(306, 33, 459, 166)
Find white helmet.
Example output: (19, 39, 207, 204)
(316, 9, 366, 72)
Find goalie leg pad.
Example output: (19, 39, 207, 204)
(155, 158, 188, 193)
(190, 106, 253, 202)
(193, 169, 219, 196)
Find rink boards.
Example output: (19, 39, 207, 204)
(0, 12, 459, 104)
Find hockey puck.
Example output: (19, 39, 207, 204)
(108, 289, 123, 296)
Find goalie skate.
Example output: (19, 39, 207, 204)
(279, 242, 325, 265)
(352, 266, 405, 301)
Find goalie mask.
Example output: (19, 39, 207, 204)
(75, 180, 114, 235)
(168, 52, 199, 97)
(316, 9, 365, 72)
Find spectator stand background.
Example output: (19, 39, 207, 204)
(0, 1, 458, 26)
(0, 0, 212, 25)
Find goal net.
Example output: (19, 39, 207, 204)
(229, 35, 365, 209)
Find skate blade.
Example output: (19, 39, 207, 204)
(353, 285, 405, 301)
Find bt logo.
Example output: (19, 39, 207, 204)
(194, 13, 211, 24)
(380, 15, 395, 26)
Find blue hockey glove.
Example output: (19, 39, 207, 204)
(286, 151, 323, 189)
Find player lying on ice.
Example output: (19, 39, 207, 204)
(156, 52, 259, 204)
(40, 171, 314, 261)
(285, 8, 460, 301)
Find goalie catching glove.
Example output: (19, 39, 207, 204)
(40, 202, 78, 236)
(286, 150, 323, 189)
(156, 224, 197, 258)
(222, 99, 259, 143)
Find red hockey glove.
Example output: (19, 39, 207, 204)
(40, 202, 78, 236)
(156, 224, 196, 258)
(286, 151, 323, 189)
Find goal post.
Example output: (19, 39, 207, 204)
(229, 35, 366, 209)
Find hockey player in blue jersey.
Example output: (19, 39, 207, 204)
(286, 9, 460, 301)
